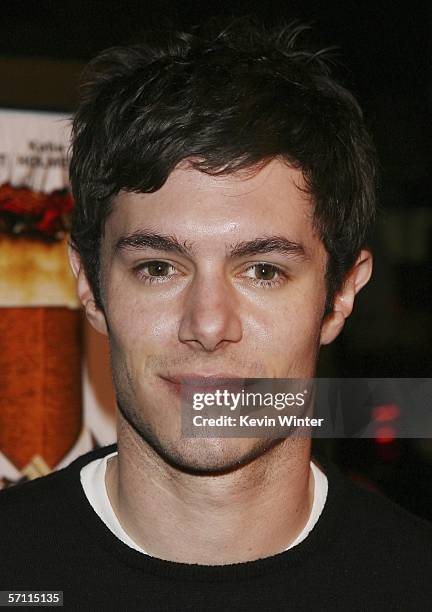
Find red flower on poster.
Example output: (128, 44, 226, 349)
(0, 183, 74, 238)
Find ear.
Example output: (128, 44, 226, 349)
(320, 249, 373, 345)
(68, 243, 108, 336)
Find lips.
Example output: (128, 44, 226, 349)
(160, 374, 250, 398)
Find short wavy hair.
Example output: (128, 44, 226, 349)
(70, 17, 377, 312)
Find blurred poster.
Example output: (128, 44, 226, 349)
(0, 109, 116, 488)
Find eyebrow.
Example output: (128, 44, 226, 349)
(229, 236, 306, 259)
(115, 231, 192, 256)
(115, 230, 306, 260)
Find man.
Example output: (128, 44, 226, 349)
(1, 17, 431, 610)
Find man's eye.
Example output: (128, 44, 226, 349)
(134, 261, 176, 283)
(145, 261, 173, 276)
(253, 264, 277, 281)
(242, 263, 286, 287)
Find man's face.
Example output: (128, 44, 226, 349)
(96, 159, 330, 471)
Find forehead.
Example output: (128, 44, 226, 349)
(104, 158, 323, 256)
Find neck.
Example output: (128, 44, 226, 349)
(105, 414, 314, 565)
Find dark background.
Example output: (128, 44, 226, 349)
(1, 1, 431, 519)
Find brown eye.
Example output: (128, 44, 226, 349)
(241, 263, 285, 287)
(146, 261, 171, 276)
(254, 264, 277, 280)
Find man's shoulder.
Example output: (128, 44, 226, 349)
(320, 456, 432, 561)
(0, 445, 117, 590)
(0, 444, 116, 524)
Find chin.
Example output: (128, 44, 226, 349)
(141, 423, 279, 475)
(117, 396, 283, 475)
(156, 437, 283, 475)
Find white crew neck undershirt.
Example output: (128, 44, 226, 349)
(80, 451, 328, 555)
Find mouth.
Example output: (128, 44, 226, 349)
(159, 373, 252, 398)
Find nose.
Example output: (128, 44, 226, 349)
(178, 271, 243, 352)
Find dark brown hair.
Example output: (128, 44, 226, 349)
(70, 17, 377, 312)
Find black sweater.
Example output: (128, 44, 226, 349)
(1, 444, 431, 611)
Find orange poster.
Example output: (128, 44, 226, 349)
(0, 109, 115, 487)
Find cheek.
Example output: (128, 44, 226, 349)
(105, 289, 179, 367)
(248, 287, 325, 374)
